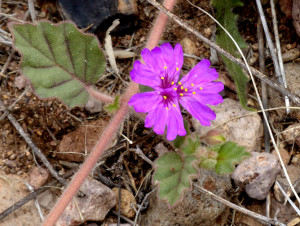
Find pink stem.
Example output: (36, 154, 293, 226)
(43, 1, 177, 225)
(86, 86, 114, 104)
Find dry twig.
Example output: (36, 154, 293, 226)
(194, 184, 285, 226)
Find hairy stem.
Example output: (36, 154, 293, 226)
(42, 0, 177, 225)
(86, 86, 114, 104)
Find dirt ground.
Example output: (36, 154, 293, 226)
(0, 0, 300, 225)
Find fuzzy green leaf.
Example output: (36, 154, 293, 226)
(104, 95, 120, 113)
(153, 152, 197, 206)
(215, 141, 250, 174)
(10, 21, 106, 107)
(212, 0, 253, 110)
(181, 137, 201, 155)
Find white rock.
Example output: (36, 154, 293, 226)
(232, 152, 281, 200)
(192, 98, 263, 152)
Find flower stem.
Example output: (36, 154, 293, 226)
(43, 1, 177, 225)
(86, 86, 114, 104)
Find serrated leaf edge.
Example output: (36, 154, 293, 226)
(8, 20, 106, 107)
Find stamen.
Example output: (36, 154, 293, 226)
(191, 83, 194, 86)
(178, 82, 182, 85)
(193, 91, 196, 95)
(180, 93, 183, 96)
(176, 67, 179, 71)
(174, 88, 177, 90)
(181, 86, 184, 90)
(161, 77, 165, 80)
(166, 107, 169, 110)
(173, 104, 176, 107)
(163, 96, 167, 100)
(164, 66, 167, 69)
(171, 81, 175, 85)
(200, 87, 203, 90)
(185, 88, 188, 92)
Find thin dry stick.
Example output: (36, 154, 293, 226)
(258, 18, 271, 220)
(146, 0, 300, 106)
(42, 1, 177, 225)
(194, 184, 285, 226)
(0, 100, 68, 187)
(275, 181, 300, 216)
(133, 187, 157, 226)
(270, 0, 290, 114)
(148, 0, 300, 208)
(27, 0, 36, 21)
(256, 0, 290, 112)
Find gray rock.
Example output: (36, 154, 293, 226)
(232, 152, 281, 200)
(57, 177, 116, 226)
(140, 168, 232, 226)
(192, 98, 263, 152)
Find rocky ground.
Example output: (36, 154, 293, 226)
(0, 0, 300, 225)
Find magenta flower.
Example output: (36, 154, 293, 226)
(128, 43, 224, 141)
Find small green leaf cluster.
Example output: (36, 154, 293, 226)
(153, 131, 250, 206)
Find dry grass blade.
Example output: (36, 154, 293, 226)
(270, 0, 290, 114)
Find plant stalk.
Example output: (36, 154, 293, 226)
(42, 0, 177, 225)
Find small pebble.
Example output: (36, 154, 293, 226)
(203, 27, 212, 37)
(252, 43, 259, 51)
(9, 154, 16, 160)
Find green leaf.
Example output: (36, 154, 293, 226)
(215, 141, 250, 174)
(181, 136, 201, 155)
(153, 152, 197, 206)
(172, 120, 190, 149)
(200, 159, 217, 170)
(212, 0, 253, 110)
(10, 21, 106, 107)
(104, 95, 120, 113)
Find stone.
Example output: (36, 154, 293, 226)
(274, 165, 300, 202)
(271, 148, 290, 166)
(58, 0, 137, 33)
(15, 75, 30, 90)
(84, 95, 103, 114)
(0, 174, 43, 225)
(29, 166, 50, 189)
(112, 188, 136, 218)
(192, 98, 263, 152)
(282, 48, 300, 62)
(57, 118, 114, 162)
(232, 152, 281, 200)
(37, 189, 58, 210)
(282, 123, 300, 146)
(57, 177, 116, 226)
(180, 37, 197, 67)
(140, 168, 232, 226)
